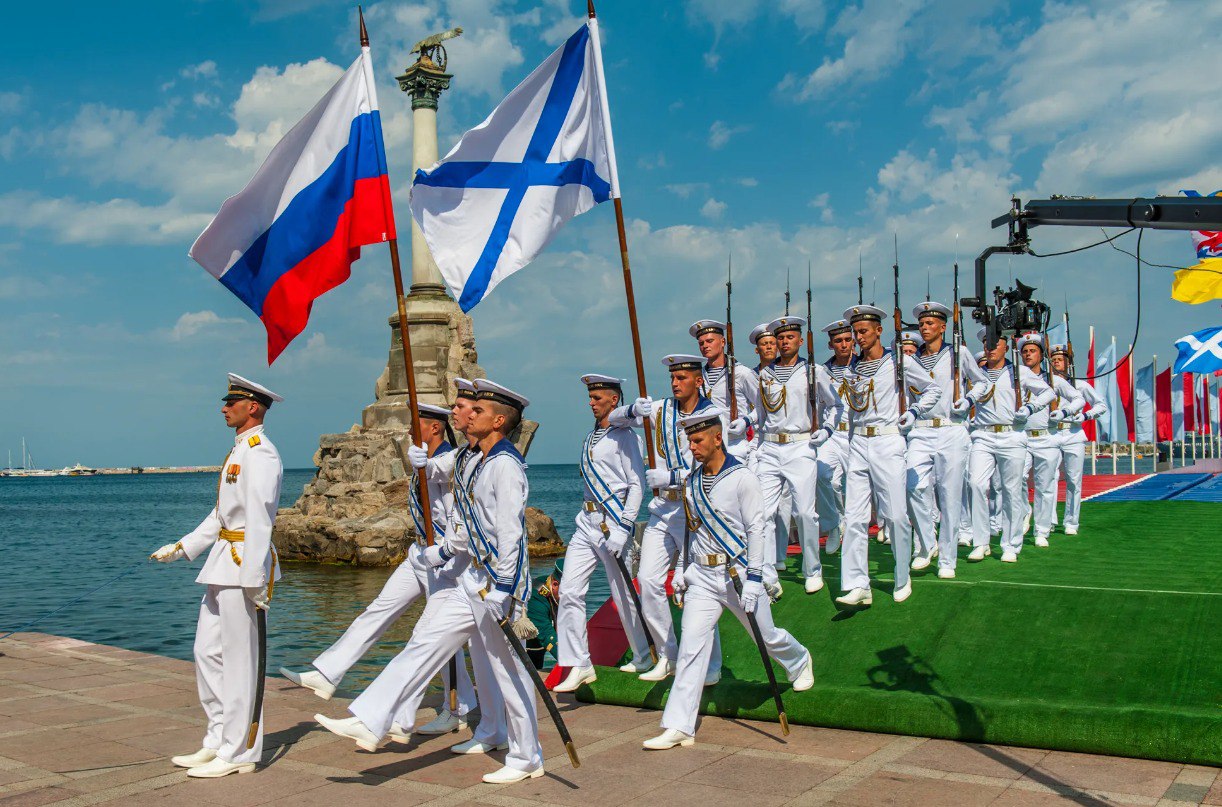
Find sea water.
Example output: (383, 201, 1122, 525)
(0, 464, 601, 687)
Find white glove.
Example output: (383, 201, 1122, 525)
(631, 396, 654, 418)
(150, 542, 184, 562)
(483, 589, 511, 622)
(951, 398, 972, 419)
(728, 417, 749, 438)
(603, 524, 629, 557)
(406, 442, 428, 469)
(898, 411, 916, 432)
(245, 586, 270, 611)
(808, 427, 832, 448)
(670, 566, 688, 593)
(645, 467, 673, 489)
(421, 544, 448, 567)
(1048, 409, 1066, 424)
(739, 579, 764, 613)
(1014, 405, 1033, 423)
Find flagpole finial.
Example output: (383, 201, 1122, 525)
(587, 0, 596, 18)
(358, 5, 369, 47)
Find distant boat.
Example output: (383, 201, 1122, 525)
(4, 438, 58, 477)
(60, 463, 99, 476)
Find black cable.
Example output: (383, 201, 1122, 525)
(1027, 227, 1134, 257)
(1084, 228, 1143, 381)
(1102, 229, 1222, 274)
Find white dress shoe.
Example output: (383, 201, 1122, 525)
(451, 738, 509, 755)
(937, 568, 956, 579)
(553, 666, 596, 693)
(967, 546, 991, 562)
(910, 555, 931, 571)
(876, 527, 888, 544)
(893, 581, 912, 603)
(835, 587, 872, 606)
(703, 668, 721, 687)
(1022, 514, 1031, 535)
(804, 575, 824, 594)
(1001, 551, 1018, 563)
(791, 652, 814, 691)
(171, 748, 216, 768)
(280, 667, 336, 700)
(619, 657, 653, 673)
(315, 714, 379, 752)
(417, 710, 468, 736)
(482, 764, 544, 784)
(639, 658, 674, 682)
(387, 722, 412, 743)
(1034, 535, 1049, 547)
(642, 729, 695, 750)
(186, 758, 256, 778)
(957, 533, 972, 547)
(1065, 525, 1079, 536)
(824, 528, 842, 554)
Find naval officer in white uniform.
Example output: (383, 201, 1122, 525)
(151, 374, 284, 778)
(817, 318, 856, 555)
(1049, 344, 1108, 535)
(690, 319, 760, 461)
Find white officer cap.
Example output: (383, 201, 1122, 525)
(900, 331, 921, 346)
(1049, 343, 1072, 359)
(454, 377, 478, 400)
(473, 379, 529, 411)
(580, 373, 625, 392)
(677, 409, 726, 436)
(748, 323, 774, 345)
(913, 301, 951, 321)
(843, 305, 886, 324)
(662, 354, 705, 372)
(688, 319, 726, 339)
(822, 318, 851, 336)
(417, 403, 451, 421)
(224, 373, 283, 407)
(1016, 332, 1045, 352)
(767, 315, 806, 335)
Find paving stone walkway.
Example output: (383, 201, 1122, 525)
(0, 633, 1217, 807)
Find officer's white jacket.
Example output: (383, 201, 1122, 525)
(756, 358, 840, 434)
(579, 425, 645, 534)
(822, 359, 854, 428)
(969, 363, 1055, 427)
(702, 359, 759, 422)
(180, 425, 283, 590)
(609, 395, 722, 490)
(680, 454, 767, 582)
(1066, 379, 1108, 423)
(409, 439, 456, 544)
(912, 344, 994, 419)
(455, 439, 532, 602)
(844, 350, 942, 428)
(1023, 373, 1085, 430)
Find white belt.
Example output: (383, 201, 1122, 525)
(852, 425, 900, 437)
(1057, 422, 1082, 432)
(1026, 429, 1049, 438)
(913, 417, 955, 428)
(656, 489, 681, 502)
(973, 424, 1013, 433)
(695, 553, 730, 567)
(762, 431, 811, 444)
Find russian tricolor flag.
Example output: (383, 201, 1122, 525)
(190, 47, 395, 363)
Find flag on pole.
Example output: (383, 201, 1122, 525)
(1095, 341, 1125, 442)
(1197, 375, 1212, 436)
(190, 48, 395, 364)
(1084, 326, 1097, 441)
(1183, 372, 1196, 433)
(1156, 367, 1173, 441)
(410, 24, 614, 312)
(1171, 371, 1185, 441)
(1173, 326, 1222, 375)
(1174, 190, 1222, 304)
(1134, 362, 1155, 443)
(1116, 341, 1135, 442)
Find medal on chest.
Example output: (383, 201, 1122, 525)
(225, 463, 241, 484)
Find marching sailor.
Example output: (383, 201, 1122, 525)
(750, 323, 778, 372)
(833, 306, 942, 606)
(906, 302, 993, 578)
(817, 318, 857, 554)
(1016, 334, 1085, 546)
(609, 355, 723, 684)
(899, 330, 921, 356)
(751, 321, 795, 563)
(691, 319, 760, 461)
(316, 380, 545, 785)
(1049, 343, 1107, 535)
(755, 316, 836, 594)
(642, 411, 813, 751)
(553, 374, 651, 692)
(151, 374, 284, 778)
(966, 331, 1055, 563)
(278, 403, 476, 736)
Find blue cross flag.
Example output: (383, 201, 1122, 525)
(1173, 325, 1222, 374)
(409, 23, 616, 312)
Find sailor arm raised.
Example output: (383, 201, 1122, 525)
(581, 426, 645, 533)
(179, 426, 283, 590)
(844, 351, 942, 429)
(917, 345, 995, 421)
(756, 359, 841, 436)
(1067, 380, 1107, 424)
(683, 458, 768, 582)
(408, 440, 455, 544)
(1024, 374, 1085, 430)
(608, 397, 723, 489)
(970, 364, 1055, 427)
(420, 444, 478, 562)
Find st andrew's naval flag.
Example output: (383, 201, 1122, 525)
(190, 47, 395, 363)
(410, 21, 617, 311)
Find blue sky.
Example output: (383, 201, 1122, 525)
(2, 0, 1220, 469)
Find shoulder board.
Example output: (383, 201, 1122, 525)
(247, 435, 262, 448)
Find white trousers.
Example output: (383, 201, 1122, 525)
(556, 513, 650, 668)
(817, 433, 849, 540)
(1058, 433, 1087, 528)
(348, 582, 542, 772)
(194, 585, 262, 764)
(311, 559, 477, 719)
(969, 431, 1028, 553)
(1026, 434, 1061, 538)
(841, 433, 911, 591)
(906, 426, 970, 571)
(661, 566, 808, 737)
(756, 440, 823, 579)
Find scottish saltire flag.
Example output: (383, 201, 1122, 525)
(190, 48, 395, 363)
(410, 22, 615, 311)
(1172, 326, 1222, 374)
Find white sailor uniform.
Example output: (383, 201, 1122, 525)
(1054, 379, 1107, 532)
(702, 359, 760, 461)
(818, 358, 854, 548)
(178, 425, 282, 765)
(1023, 373, 1085, 540)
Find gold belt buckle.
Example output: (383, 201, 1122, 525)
(991, 425, 1005, 433)
(583, 500, 599, 512)
(836, 423, 848, 431)
(864, 426, 877, 437)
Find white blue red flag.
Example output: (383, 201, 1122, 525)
(1173, 326, 1222, 375)
(190, 47, 395, 363)
(410, 21, 617, 311)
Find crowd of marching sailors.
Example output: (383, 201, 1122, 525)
(149, 291, 1107, 783)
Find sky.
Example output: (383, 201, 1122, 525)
(2, 0, 1220, 469)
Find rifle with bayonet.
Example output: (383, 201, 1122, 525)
(806, 260, 821, 430)
(893, 236, 906, 417)
(726, 255, 738, 421)
(952, 262, 961, 404)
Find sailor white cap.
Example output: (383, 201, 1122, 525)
(662, 354, 705, 372)
(1049, 343, 1072, 358)
(678, 409, 725, 436)
(900, 331, 921, 346)
(223, 373, 283, 407)
(689, 319, 726, 339)
(581, 373, 625, 392)
(976, 326, 1007, 344)
(473, 379, 529, 411)
(1016, 332, 1045, 352)
(417, 403, 452, 421)
(843, 304, 886, 324)
(748, 323, 774, 345)
(974, 349, 987, 362)
(822, 318, 851, 336)
(913, 301, 951, 321)
(454, 377, 477, 400)
(768, 315, 806, 335)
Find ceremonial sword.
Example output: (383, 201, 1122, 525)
(246, 604, 267, 749)
(727, 567, 789, 736)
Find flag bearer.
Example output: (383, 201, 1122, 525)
(967, 331, 1055, 563)
(1049, 344, 1108, 535)
(691, 319, 760, 461)
(151, 374, 284, 778)
(553, 374, 651, 692)
(278, 403, 476, 736)
(906, 302, 993, 579)
(818, 318, 857, 554)
(315, 380, 545, 785)
(642, 412, 813, 751)
(832, 307, 942, 607)
(1016, 334, 1085, 546)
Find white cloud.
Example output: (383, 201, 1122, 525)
(708, 120, 750, 150)
(180, 61, 218, 80)
(788, 0, 922, 101)
(737, 177, 759, 187)
(0, 192, 213, 246)
(701, 198, 727, 220)
(229, 59, 346, 150)
(665, 182, 710, 199)
(0, 92, 21, 115)
(193, 92, 219, 108)
(169, 310, 247, 341)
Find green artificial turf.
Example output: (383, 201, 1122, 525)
(576, 501, 1222, 765)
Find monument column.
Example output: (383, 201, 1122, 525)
(398, 56, 450, 297)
